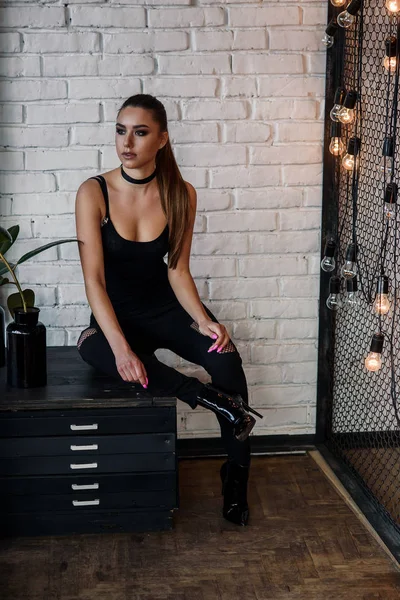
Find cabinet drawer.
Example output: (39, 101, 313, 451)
(0, 488, 178, 513)
(0, 471, 177, 496)
(0, 407, 175, 438)
(0, 452, 175, 476)
(0, 509, 174, 537)
(0, 432, 175, 457)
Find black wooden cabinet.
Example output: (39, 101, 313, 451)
(0, 347, 179, 537)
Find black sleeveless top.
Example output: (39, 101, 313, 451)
(89, 175, 178, 319)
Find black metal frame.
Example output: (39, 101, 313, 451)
(316, 0, 400, 565)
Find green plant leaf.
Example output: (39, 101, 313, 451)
(0, 276, 10, 286)
(0, 226, 13, 244)
(0, 225, 19, 255)
(7, 289, 35, 318)
(0, 261, 17, 278)
(14, 238, 78, 267)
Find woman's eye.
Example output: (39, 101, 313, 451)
(136, 130, 147, 136)
(116, 129, 125, 135)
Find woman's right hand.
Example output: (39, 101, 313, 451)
(114, 347, 148, 388)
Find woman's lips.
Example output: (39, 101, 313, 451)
(123, 153, 136, 158)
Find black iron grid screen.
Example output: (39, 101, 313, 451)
(324, 0, 400, 532)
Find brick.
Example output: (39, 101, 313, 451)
(0, 33, 20, 53)
(197, 190, 232, 212)
(43, 56, 98, 77)
(233, 320, 275, 340)
(229, 7, 301, 26)
(282, 164, 323, 186)
(209, 278, 279, 300)
(250, 299, 318, 319)
(32, 216, 76, 239)
(253, 99, 317, 120)
(223, 77, 258, 98)
(69, 6, 146, 28)
(26, 103, 101, 125)
(11, 193, 75, 215)
(175, 145, 246, 167)
(302, 6, 328, 25)
(25, 150, 99, 171)
(23, 32, 100, 53)
(169, 122, 218, 144)
(189, 258, 236, 278)
(192, 233, 248, 255)
(1, 80, 67, 101)
(249, 231, 320, 254)
(235, 187, 303, 209)
(210, 166, 281, 188)
(269, 29, 324, 52)
(158, 54, 230, 75)
(279, 209, 321, 230)
(144, 77, 218, 98)
(1, 126, 68, 148)
(71, 125, 113, 146)
(279, 275, 320, 298)
(224, 122, 271, 143)
(0, 6, 65, 27)
(0, 173, 56, 194)
(98, 56, 154, 76)
(69, 78, 140, 100)
(239, 255, 307, 277)
(207, 211, 277, 232)
(0, 104, 23, 123)
(250, 145, 321, 165)
(303, 186, 323, 207)
(148, 7, 225, 27)
(282, 362, 317, 384)
(183, 100, 247, 120)
(252, 342, 316, 364)
(47, 329, 67, 346)
(258, 75, 325, 97)
(58, 285, 87, 305)
(233, 53, 304, 74)
(251, 384, 315, 406)
(276, 319, 318, 340)
(277, 122, 323, 142)
(56, 170, 101, 191)
(0, 151, 24, 171)
(103, 31, 188, 53)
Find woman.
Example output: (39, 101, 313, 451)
(75, 94, 263, 526)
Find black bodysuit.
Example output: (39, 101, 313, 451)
(76, 174, 251, 466)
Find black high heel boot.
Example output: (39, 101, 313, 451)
(196, 383, 263, 442)
(220, 459, 250, 526)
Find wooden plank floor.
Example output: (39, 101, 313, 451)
(1, 453, 400, 600)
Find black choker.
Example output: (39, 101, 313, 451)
(120, 164, 157, 184)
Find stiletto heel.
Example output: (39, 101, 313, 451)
(236, 397, 263, 419)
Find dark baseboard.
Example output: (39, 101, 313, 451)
(177, 433, 316, 459)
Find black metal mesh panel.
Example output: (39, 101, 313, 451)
(324, 0, 400, 532)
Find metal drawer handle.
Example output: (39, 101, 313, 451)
(70, 463, 98, 470)
(70, 444, 98, 451)
(70, 424, 98, 431)
(72, 499, 100, 506)
(71, 483, 99, 491)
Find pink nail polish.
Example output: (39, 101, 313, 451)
(143, 384, 147, 388)
(212, 334, 218, 339)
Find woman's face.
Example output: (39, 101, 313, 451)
(115, 106, 168, 170)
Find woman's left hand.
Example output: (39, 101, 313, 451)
(198, 319, 231, 353)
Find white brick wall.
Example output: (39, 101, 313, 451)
(0, 0, 325, 440)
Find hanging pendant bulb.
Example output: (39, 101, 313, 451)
(383, 36, 398, 73)
(326, 276, 342, 311)
(321, 239, 336, 272)
(337, 90, 358, 124)
(379, 136, 394, 176)
(341, 243, 357, 279)
(373, 275, 390, 315)
(384, 182, 398, 219)
(365, 333, 384, 372)
(386, 0, 400, 12)
(322, 20, 339, 48)
(329, 122, 345, 156)
(331, 0, 348, 5)
(337, 0, 362, 28)
(345, 277, 360, 306)
(342, 137, 360, 171)
(330, 87, 347, 122)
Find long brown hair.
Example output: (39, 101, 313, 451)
(117, 94, 191, 270)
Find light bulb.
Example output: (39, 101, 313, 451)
(384, 182, 397, 219)
(379, 136, 394, 177)
(322, 20, 338, 48)
(345, 277, 360, 306)
(337, 90, 357, 124)
(337, 0, 362, 28)
(365, 333, 384, 372)
(384, 37, 398, 73)
(329, 122, 345, 156)
(342, 137, 360, 171)
(373, 275, 390, 315)
(326, 276, 342, 311)
(386, 0, 400, 13)
(331, 0, 347, 5)
(341, 243, 357, 279)
(321, 239, 336, 272)
(330, 87, 346, 121)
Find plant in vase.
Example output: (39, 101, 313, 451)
(0, 225, 77, 388)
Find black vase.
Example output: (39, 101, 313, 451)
(0, 305, 5, 368)
(7, 306, 47, 388)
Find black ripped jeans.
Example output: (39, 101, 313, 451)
(77, 300, 251, 467)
